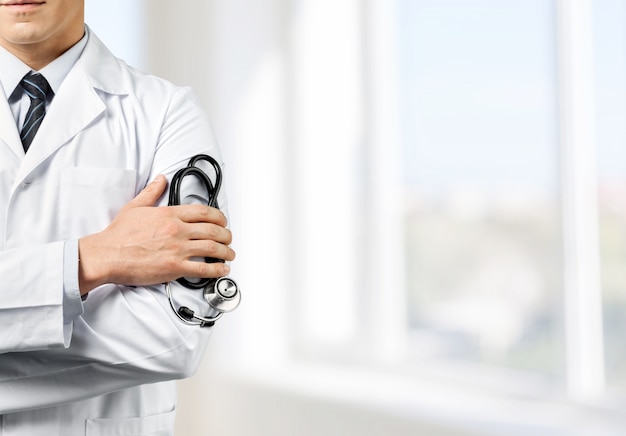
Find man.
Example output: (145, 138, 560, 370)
(0, 0, 235, 434)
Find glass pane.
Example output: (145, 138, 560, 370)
(594, 0, 626, 388)
(399, 0, 564, 376)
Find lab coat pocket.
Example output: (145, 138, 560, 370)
(60, 168, 137, 238)
(85, 408, 176, 436)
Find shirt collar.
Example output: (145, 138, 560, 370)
(0, 26, 89, 100)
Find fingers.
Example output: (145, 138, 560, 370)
(172, 203, 227, 226)
(185, 239, 236, 262)
(124, 175, 227, 226)
(182, 259, 232, 278)
(186, 222, 233, 245)
(85, 175, 235, 291)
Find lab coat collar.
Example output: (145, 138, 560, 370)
(77, 25, 130, 96)
(0, 29, 88, 164)
(12, 27, 128, 185)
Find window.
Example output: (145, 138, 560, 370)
(397, 0, 626, 400)
(290, 0, 624, 402)
(399, 0, 564, 378)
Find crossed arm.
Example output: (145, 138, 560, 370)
(78, 174, 236, 294)
(0, 175, 237, 414)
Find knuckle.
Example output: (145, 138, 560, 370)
(194, 260, 209, 276)
(194, 204, 210, 216)
(156, 205, 174, 217)
(205, 240, 220, 256)
(161, 221, 181, 237)
(219, 263, 230, 276)
(206, 224, 220, 239)
(196, 262, 217, 278)
(214, 262, 230, 277)
(208, 207, 226, 224)
(164, 257, 182, 274)
(217, 210, 227, 225)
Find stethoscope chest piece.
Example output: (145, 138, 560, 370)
(204, 277, 241, 313)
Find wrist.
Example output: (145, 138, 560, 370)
(78, 233, 110, 295)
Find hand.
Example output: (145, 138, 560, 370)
(77, 175, 236, 295)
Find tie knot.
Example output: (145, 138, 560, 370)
(20, 72, 52, 102)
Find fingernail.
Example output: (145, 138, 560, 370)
(223, 264, 231, 275)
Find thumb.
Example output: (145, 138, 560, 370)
(124, 174, 168, 209)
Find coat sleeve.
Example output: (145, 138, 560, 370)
(0, 87, 230, 413)
(0, 242, 68, 352)
(0, 241, 84, 355)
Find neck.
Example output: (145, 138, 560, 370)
(0, 26, 84, 71)
(8, 45, 62, 70)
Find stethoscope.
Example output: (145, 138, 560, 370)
(165, 154, 241, 327)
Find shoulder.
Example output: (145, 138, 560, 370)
(79, 28, 196, 104)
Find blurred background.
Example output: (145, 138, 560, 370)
(87, 0, 626, 434)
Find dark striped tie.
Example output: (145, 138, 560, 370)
(20, 72, 53, 152)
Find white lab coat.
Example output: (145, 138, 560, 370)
(0, 29, 221, 435)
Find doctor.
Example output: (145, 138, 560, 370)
(0, 0, 235, 435)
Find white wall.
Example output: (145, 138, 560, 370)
(175, 369, 488, 436)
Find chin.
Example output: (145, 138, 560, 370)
(1, 22, 48, 45)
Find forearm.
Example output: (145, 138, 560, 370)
(76, 175, 233, 296)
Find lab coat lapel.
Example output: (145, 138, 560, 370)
(17, 66, 106, 179)
(0, 82, 24, 161)
(16, 28, 127, 183)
